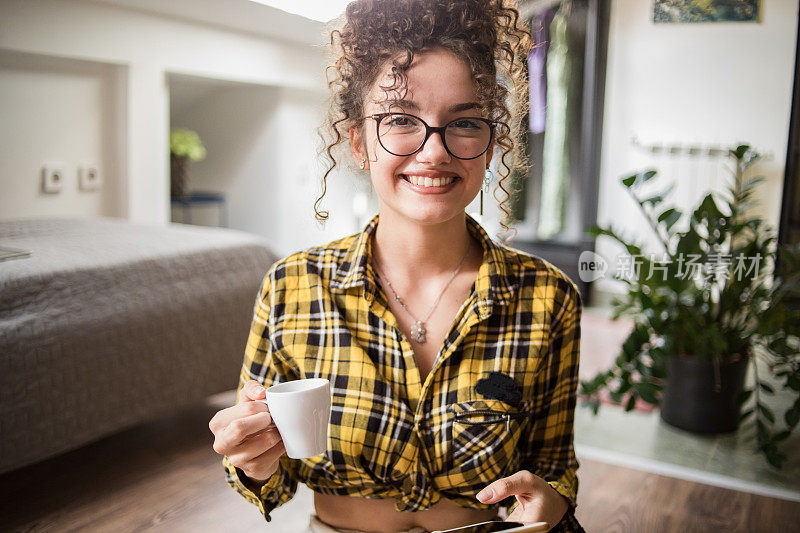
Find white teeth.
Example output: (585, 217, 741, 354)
(405, 175, 456, 187)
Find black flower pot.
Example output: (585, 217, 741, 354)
(660, 355, 749, 434)
(170, 154, 189, 198)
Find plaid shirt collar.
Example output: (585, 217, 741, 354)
(329, 214, 518, 309)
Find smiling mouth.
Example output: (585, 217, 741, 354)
(399, 174, 460, 188)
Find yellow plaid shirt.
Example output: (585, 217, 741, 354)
(224, 214, 584, 532)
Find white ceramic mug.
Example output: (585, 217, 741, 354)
(264, 378, 331, 459)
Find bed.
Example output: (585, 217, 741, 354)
(0, 217, 278, 474)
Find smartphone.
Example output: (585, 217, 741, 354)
(432, 520, 549, 533)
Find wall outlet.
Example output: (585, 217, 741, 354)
(41, 164, 65, 194)
(78, 164, 101, 191)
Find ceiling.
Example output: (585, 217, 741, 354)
(88, 0, 328, 47)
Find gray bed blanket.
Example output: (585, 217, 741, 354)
(0, 217, 278, 474)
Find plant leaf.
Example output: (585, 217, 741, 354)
(786, 408, 800, 428)
(739, 408, 754, 423)
(621, 174, 637, 188)
(635, 382, 659, 404)
(657, 208, 682, 232)
(765, 449, 785, 469)
(625, 395, 637, 412)
(692, 193, 724, 227)
(731, 144, 751, 160)
(758, 404, 775, 424)
(773, 430, 792, 442)
(621, 170, 657, 189)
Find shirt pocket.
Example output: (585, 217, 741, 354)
(446, 399, 532, 487)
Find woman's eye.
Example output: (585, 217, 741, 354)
(387, 116, 414, 127)
(451, 119, 481, 130)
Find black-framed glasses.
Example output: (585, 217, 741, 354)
(365, 112, 497, 160)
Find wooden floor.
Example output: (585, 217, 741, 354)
(1, 399, 797, 533)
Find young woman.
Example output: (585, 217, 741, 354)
(209, 1, 584, 532)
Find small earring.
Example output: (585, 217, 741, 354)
(480, 169, 493, 217)
(483, 169, 493, 192)
(359, 157, 366, 170)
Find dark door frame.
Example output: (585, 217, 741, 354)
(779, 9, 800, 249)
(778, 10, 800, 305)
(511, 0, 611, 303)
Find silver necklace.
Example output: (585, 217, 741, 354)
(373, 239, 471, 344)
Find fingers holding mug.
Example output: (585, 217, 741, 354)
(209, 382, 271, 437)
(219, 410, 274, 450)
(237, 436, 287, 483)
(239, 379, 268, 403)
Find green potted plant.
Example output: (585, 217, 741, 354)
(169, 128, 207, 198)
(580, 145, 800, 467)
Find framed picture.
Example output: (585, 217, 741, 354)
(653, 0, 760, 23)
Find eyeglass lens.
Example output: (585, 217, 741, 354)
(377, 114, 492, 159)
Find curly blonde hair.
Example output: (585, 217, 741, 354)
(316, 0, 531, 239)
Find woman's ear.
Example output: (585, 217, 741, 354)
(485, 142, 495, 170)
(349, 124, 369, 170)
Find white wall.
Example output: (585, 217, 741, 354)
(0, 51, 125, 218)
(594, 0, 799, 297)
(0, 0, 326, 226)
(169, 77, 359, 256)
(267, 87, 366, 254)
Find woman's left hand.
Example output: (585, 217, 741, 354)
(476, 470, 569, 529)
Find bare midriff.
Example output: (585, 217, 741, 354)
(314, 492, 499, 533)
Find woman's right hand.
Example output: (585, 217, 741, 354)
(209, 379, 286, 484)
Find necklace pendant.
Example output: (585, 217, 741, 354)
(410, 321, 427, 344)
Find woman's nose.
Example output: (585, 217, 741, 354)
(416, 131, 451, 165)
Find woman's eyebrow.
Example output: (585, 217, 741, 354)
(384, 99, 480, 113)
(448, 102, 480, 112)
